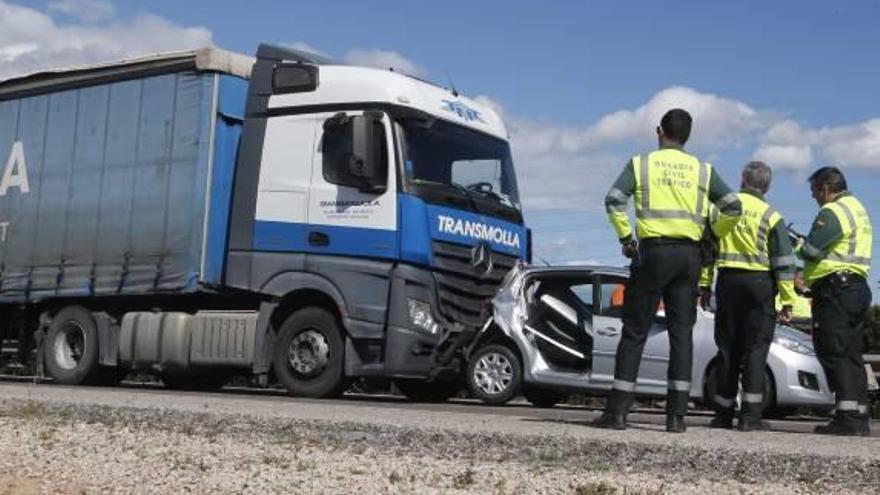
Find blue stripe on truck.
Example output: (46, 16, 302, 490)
(253, 220, 398, 259)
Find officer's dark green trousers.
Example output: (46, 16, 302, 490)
(812, 273, 872, 427)
(606, 239, 701, 417)
(713, 269, 776, 421)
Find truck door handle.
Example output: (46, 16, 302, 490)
(597, 327, 619, 337)
(308, 232, 330, 246)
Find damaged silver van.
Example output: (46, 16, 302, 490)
(465, 262, 834, 415)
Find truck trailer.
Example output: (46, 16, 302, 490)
(0, 44, 527, 399)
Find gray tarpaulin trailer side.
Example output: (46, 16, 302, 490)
(0, 48, 251, 300)
(0, 48, 280, 388)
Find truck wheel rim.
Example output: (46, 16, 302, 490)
(288, 329, 330, 377)
(53, 321, 86, 371)
(473, 352, 513, 395)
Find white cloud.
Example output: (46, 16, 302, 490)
(281, 41, 332, 61)
(48, 0, 116, 23)
(753, 119, 880, 171)
(0, 0, 212, 81)
(343, 48, 428, 79)
(485, 86, 774, 211)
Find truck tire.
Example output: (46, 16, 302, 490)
(43, 306, 101, 385)
(395, 378, 460, 403)
(466, 344, 521, 405)
(273, 307, 345, 398)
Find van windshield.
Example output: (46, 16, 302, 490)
(399, 118, 522, 222)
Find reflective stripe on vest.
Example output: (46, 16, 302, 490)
(632, 149, 710, 241)
(805, 195, 872, 284)
(826, 199, 871, 265)
(716, 193, 781, 271)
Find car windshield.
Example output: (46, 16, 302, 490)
(399, 118, 521, 220)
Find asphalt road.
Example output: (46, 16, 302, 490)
(1, 376, 875, 437)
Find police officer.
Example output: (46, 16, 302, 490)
(699, 161, 796, 431)
(796, 167, 872, 436)
(594, 109, 742, 433)
(776, 269, 813, 332)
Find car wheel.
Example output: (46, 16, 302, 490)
(523, 386, 566, 408)
(467, 344, 522, 405)
(43, 306, 101, 385)
(704, 362, 778, 416)
(395, 378, 460, 403)
(761, 370, 785, 418)
(272, 307, 345, 398)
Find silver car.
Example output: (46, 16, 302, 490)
(465, 263, 834, 415)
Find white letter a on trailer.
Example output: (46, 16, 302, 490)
(0, 141, 29, 196)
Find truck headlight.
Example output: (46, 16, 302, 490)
(773, 334, 815, 356)
(407, 299, 440, 335)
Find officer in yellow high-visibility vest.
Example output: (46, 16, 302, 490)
(775, 269, 812, 331)
(594, 109, 742, 433)
(795, 166, 872, 436)
(699, 161, 796, 431)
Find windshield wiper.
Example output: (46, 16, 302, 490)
(409, 179, 479, 211)
(450, 182, 481, 212)
(465, 183, 518, 210)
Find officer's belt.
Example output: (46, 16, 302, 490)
(812, 271, 865, 292)
(640, 237, 698, 247)
(717, 267, 772, 275)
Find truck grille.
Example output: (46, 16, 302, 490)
(431, 241, 518, 327)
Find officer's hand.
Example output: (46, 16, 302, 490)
(621, 239, 638, 259)
(699, 287, 712, 310)
(778, 306, 793, 324)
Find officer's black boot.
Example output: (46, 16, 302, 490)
(709, 411, 734, 429)
(737, 401, 770, 431)
(592, 390, 631, 430)
(814, 412, 869, 437)
(666, 415, 686, 433)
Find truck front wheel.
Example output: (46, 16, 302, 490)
(272, 307, 345, 398)
(43, 306, 101, 385)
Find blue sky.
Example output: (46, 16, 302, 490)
(2, 0, 879, 289)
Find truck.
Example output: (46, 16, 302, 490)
(0, 44, 528, 399)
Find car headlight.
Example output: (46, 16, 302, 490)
(773, 334, 815, 356)
(407, 298, 441, 335)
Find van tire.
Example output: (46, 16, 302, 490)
(273, 307, 345, 398)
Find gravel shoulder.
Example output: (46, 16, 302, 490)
(0, 382, 878, 494)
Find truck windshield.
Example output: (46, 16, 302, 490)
(399, 118, 522, 222)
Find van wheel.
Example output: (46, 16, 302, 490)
(43, 306, 101, 385)
(395, 378, 460, 403)
(273, 307, 345, 398)
(467, 344, 521, 405)
(523, 386, 566, 408)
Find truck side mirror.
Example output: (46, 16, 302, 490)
(349, 112, 387, 194)
(321, 112, 388, 194)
